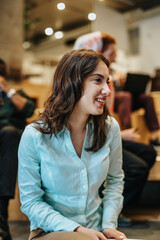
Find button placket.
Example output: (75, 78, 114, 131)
(79, 164, 88, 216)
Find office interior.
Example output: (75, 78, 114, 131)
(0, 0, 160, 239)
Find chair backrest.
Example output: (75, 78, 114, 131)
(124, 73, 150, 95)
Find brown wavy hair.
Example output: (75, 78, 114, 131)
(35, 49, 110, 152)
(101, 32, 116, 53)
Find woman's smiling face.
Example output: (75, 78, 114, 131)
(75, 60, 110, 117)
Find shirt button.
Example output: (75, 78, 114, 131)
(82, 185, 86, 189)
(80, 216, 84, 219)
(81, 169, 85, 173)
(82, 195, 85, 199)
(80, 208, 83, 211)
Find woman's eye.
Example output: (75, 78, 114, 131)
(94, 78, 101, 83)
(107, 80, 110, 84)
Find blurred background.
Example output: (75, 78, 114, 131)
(1, 0, 160, 85)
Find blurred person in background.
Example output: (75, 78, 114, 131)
(0, 59, 35, 240)
(113, 70, 160, 154)
(152, 68, 160, 91)
(74, 32, 157, 226)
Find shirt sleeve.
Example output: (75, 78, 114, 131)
(18, 125, 81, 232)
(16, 90, 35, 118)
(101, 118, 124, 230)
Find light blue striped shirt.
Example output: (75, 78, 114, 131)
(18, 116, 124, 232)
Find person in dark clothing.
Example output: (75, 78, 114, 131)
(0, 59, 35, 240)
(122, 140, 156, 207)
(114, 90, 160, 153)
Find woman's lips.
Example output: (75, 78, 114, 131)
(95, 98, 106, 106)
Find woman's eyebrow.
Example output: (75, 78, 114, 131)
(91, 73, 110, 80)
(90, 73, 104, 78)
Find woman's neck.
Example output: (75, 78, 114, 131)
(67, 108, 88, 158)
(67, 109, 89, 133)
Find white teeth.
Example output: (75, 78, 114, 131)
(97, 98, 105, 103)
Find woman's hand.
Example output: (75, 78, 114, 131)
(102, 228, 127, 239)
(75, 226, 108, 240)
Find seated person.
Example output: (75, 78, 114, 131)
(18, 49, 126, 240)
(152, 68, 160, 91)
(0, 59, 35, 240)
(113, 71, 160, 152)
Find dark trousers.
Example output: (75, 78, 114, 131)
(115, 92, 159, 131)
(0, 126, 21, 198)
(122, 140, 156, 207)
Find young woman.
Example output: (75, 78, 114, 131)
(18, 49, 126, 240)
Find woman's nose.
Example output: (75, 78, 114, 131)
(101, 83, 111, 96)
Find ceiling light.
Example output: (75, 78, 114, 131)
(55, 31, 63, 39)
(45, 27, 53, 36)
(88, 13, 96, 21)
(23, 41, 31, 49)
(57, 3, 65, 10)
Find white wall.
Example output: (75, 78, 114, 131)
(127, 14, 160, 75)
(140, 14, 160, 75)
(92, 2, 129, 52)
